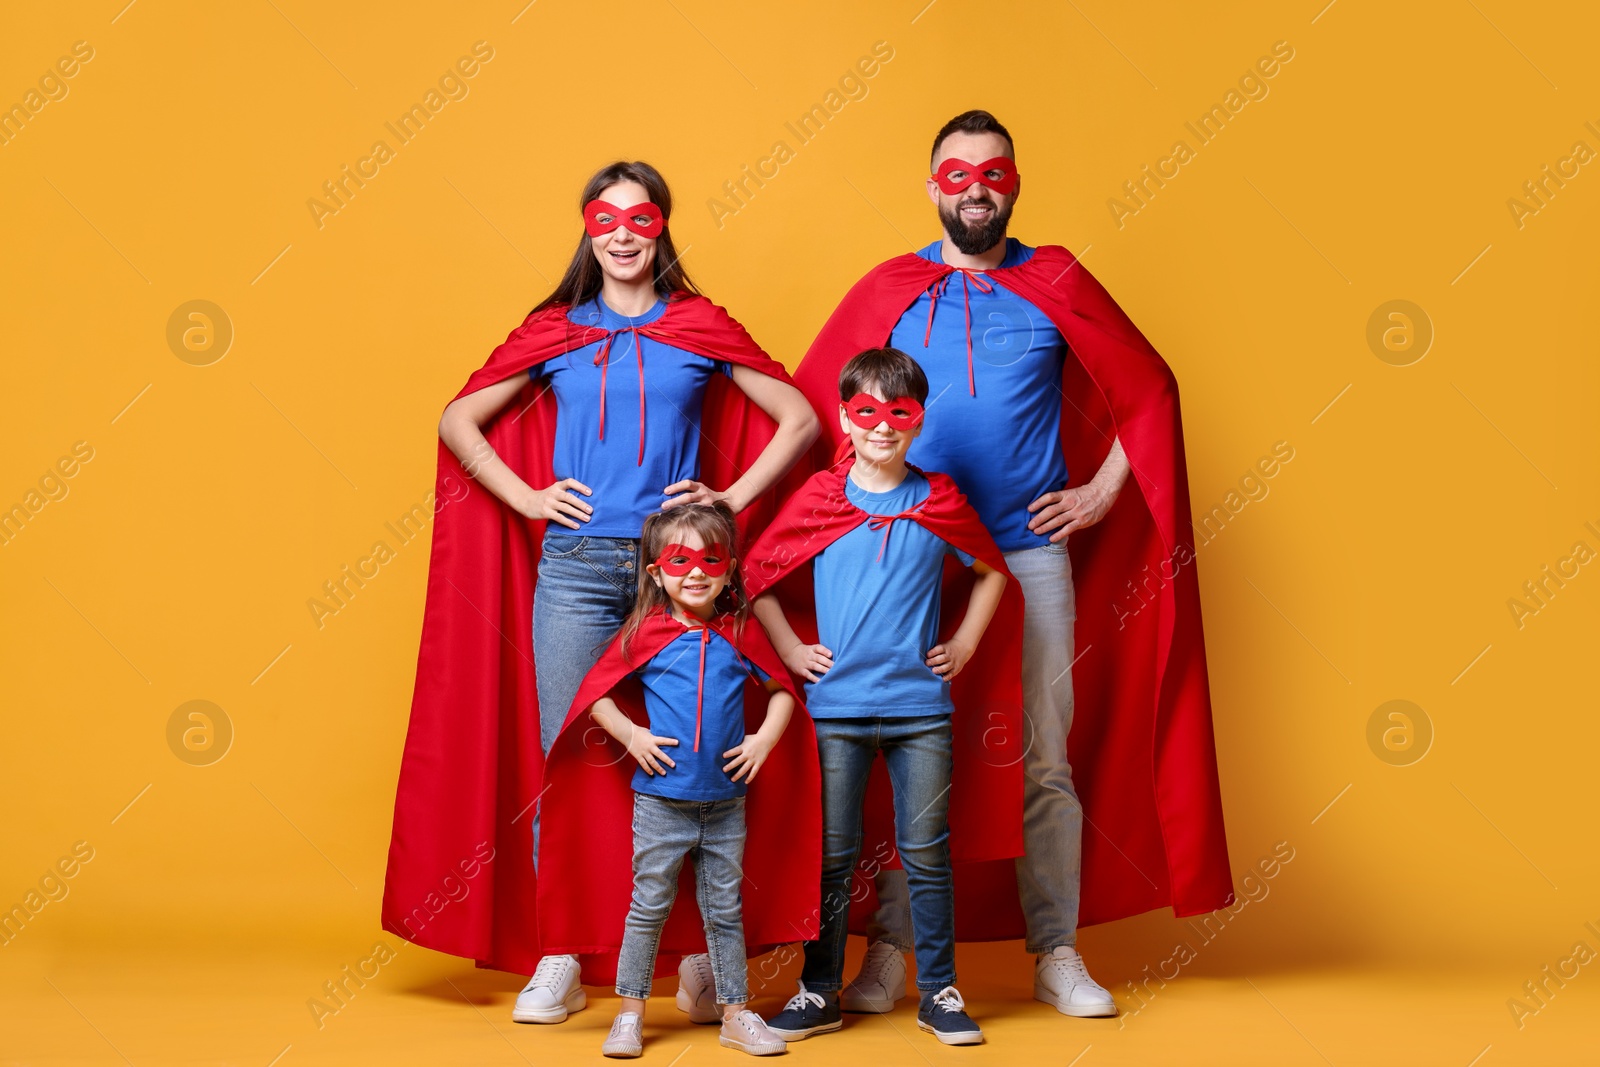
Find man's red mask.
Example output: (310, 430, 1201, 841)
(843, 393, 925, 431)
(933, 156, 1019, 196)
(584, 199, 665, 238)
(656, 543, 731, 577)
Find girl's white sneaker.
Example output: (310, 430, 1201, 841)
(602, 1011, 644, 1057)
(719, 1009, 788, 1056)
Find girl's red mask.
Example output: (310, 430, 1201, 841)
(583, 199, 665, 238)
(656, 543, 731, 577)
(843, 393, 924, 431)
(933, 156, 1019, 196)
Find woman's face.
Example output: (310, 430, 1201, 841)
(589, 179, 659, 285)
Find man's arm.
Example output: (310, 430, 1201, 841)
(1026, 436, 1131, 541)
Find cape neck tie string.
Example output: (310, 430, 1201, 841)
(683, 615, 754, 754)
(592, 325, 647, 466)
(865, 501, 930, 562)
(922, 268, 994, 397)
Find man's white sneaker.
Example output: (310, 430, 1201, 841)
(512, 953, 587, 1023)
(675, 952, 720, 1024)
(1033, 946, 1117, 1017)
(841, 940, 906, 1013)
(602, 1011, 644, 1057)
(719, 1009, 788, 1056)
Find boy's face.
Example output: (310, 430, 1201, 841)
(838, 385, 923, 467)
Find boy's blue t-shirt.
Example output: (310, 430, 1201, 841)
(805, 469, 975, 719)
(889, 238, 1071, 552)
(530, 296, 732, 537)
(631, 623, 768, 802)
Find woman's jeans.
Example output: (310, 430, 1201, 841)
(614, 793, 750, 1004)
(530, 531, 639, 872)
(801, 714, 956, 994)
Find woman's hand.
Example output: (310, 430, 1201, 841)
(926, 636, 975, 679)
(723, 732, 778, 784)
(661, 479, 734, 511)
(781, 642, 833, 683)
(527, 477, 594, 529)
(627, 723, 679, 776)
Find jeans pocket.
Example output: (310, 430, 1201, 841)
(542, 532, 589, 559)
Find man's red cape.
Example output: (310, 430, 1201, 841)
(741, 456, 1028, 936)
(536, 608, 820, 985)
(793, 247, 1234, 933)
(381, 293, 805, 975)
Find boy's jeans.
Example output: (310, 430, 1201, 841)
(614, 793, 750, 1004)
(867, 539, 1083, 955)
(802, 714, 957, 994)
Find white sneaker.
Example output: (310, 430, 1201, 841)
(675, 952, 720, 1024)
(512, 953, 587, 1023)
(602, 1011, 644, 1057)
(841, 940, 906, 1013)
(719, 1009, 788, 1056)
(1033, 946, 1117, 1017)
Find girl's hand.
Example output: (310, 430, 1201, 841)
(926, 637, 975, 679)
(627, 724, 679, 776)
(661, 479, 735, 512)
(723, 732, 778, 784)
(781, 642, 833, 683)
(527, 478, 593, 529)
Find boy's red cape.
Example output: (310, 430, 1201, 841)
(537, 608, 820, 985)
(794, 247, 1234, 933)
(741, 456, 1029, 936)
(380, 293, 807, 976)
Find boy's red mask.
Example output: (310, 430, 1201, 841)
(583, 199, 665, 238)
(933, 157, 1019, 196)
(844, 393, 924, 431)
(656, 543, 731, 577)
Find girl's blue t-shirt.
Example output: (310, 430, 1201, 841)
(530, 296, 731, 537)
(804, 469, 975, 719)
(631, 623, 768, 802)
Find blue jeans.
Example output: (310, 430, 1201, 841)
(614, 792, 750, 1003)
(531, 531, 639, 870)
(868, 539, 1082, 954)
(802, 715, 956, 994)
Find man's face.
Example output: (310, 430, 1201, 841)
(926, 130, 1018, 256)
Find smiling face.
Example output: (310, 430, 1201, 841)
(838, 384, 923, 467)
(646, 526, 735, 621)
(926, 130, 1018, 256)
(588, 179, 659, 285)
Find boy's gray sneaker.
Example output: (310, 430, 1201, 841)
(916, 986, 983, 1045)
(765, 982, 842, 1041)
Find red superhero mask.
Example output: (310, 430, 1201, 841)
(933, 156, 1019, 196)
(656, 543, 731, 577)
(843, 393, 925, 431)
(583, 199, 665, 239)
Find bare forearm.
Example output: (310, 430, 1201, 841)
(724, 412, 818, 512)
(1091, 436, 1131, 492)
(756, 688, 794, 742)
(588, 697, 633, 746)
(752, 594, 802, 656)
(952, 568, 1007, 650)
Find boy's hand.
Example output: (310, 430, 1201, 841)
(722, 732, 778, 783)
(781, 642, 833, 683)
(627, 723, 679, 776)
(926, 637, 975, 679)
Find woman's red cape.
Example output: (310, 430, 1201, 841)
(380, 294, 807, 975)
(537, 608, 820, 985)
(792, 247, 1235, 933)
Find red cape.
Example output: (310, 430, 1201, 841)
(793, 247, 1234, 932)
(537, 608, 820, 984)
(381, 294, 804, 975)
(741, 456, 1028, 937)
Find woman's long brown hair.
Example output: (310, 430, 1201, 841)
(531, 160, 700, 316)
(620, 502, 748, 662)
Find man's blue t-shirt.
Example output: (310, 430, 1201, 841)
(889, 238, 1070, 552)
(631, 623, 768, 802)
(805, 469, 975, 719)
(530, 296, 731, 537)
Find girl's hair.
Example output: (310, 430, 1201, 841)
(619, 501, 748, 660)
(530, 160, 701, 316)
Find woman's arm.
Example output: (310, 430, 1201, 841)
(438, 375, 594, 529)
(589, 695, 678, 776)
(926, 559, 1008, 680)
(663, 365, 820, 512)
(722, 682, 795, 784)
(753, 592, 833, 682)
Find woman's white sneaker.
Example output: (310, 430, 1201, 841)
(1033, 946, 1117, 1017)
(841, 940, 906, 1013)
(675, 952, 721, 1023)
(512, 953, 587, 1023)
(602, 1011, 644, 1057)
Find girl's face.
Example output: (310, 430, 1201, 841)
(646, 527, 735, 620)
(590, 179, 659, 286)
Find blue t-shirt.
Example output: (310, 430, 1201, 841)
(631, 622, 769, 801)
(890, 238, 1071, 552)
(805, 469, 975, 718)
(531, 296, 731, 536)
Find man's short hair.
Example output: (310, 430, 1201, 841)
(930, 109, 1016, 167)
(839, 348, 929, 404)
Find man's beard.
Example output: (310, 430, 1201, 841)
(938, 196, 1013, 256)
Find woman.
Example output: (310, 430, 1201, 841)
(380, 161, 818, 1024)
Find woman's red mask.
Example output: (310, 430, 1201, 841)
(584, 199, 665, 238)
(656, 543, 731, 577)
(933, 157, 1019, 196)
(844, 393, 925, 431)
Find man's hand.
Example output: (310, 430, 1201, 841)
(527, 477, 593, 529)
(627, 724, 679, 776)
(662, 479, 736, 512)
(926, 636, 976, 680)
(1026, 481, 1120, 541)
(722, 732, 779, 783)
(781, 642, 833, 683)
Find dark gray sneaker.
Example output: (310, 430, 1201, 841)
(765, 982, 842, 1041)
(917, 986, 983, 1045)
